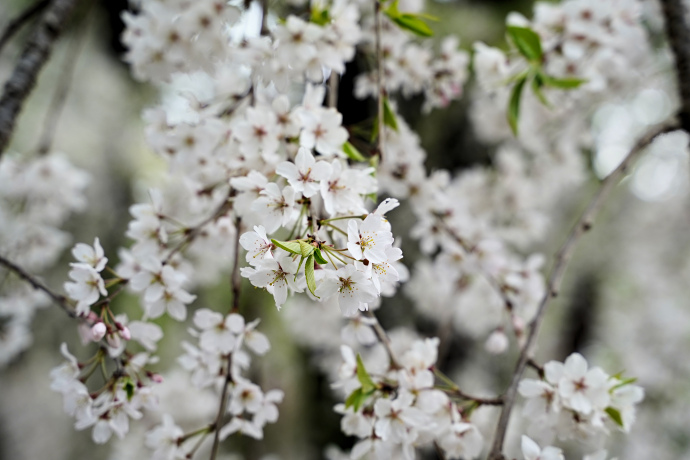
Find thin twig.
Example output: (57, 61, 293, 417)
(0, 0, 81, 155)
(328, 71, 338, 109)
(163, 193, 234, 264)
(209, 217, 242, 459)
(486, 121, 678, 460)
(374, 0, 385, 159)
(0, 253, 76, 318)
(364, 310, 401, 369)
(0, 0, 51, 53)
(36, 1, 92, 154)
(209, 354, 233, 460)
(660, 0, 690, 133)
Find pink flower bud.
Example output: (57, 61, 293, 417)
(150, 374, 164, 384)
(107, 333, 121, 349)
(511, 315, 525, 336)
(120, 326, 131, 341)
(90, 322, 107, 341)
(485, 329, 509, 355)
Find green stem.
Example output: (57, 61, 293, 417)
(319, 214, 366, 225)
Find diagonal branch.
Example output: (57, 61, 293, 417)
(0, 0, 51, 53)
(486, 120, 678, 460)
(0, 253, 76, 318)
(0, 0, 80, 156)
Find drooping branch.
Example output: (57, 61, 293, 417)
(209, 216, 242, 460)
(0, 0, 51, 53)
(374, 0, 385, 159)
(486, 120, 678, 460)
(660, 0, 690, 133)
(0, 253, 76, 318)
(0, 0, 80, 156)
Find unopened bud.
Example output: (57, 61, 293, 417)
(90, 322, 107, 341)
(120, 326, 131, 341)
(107, 333, 121, 349)
(485, 329, 509, 354)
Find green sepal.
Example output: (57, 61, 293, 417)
(272, 239, 301, 255)
(383, 98, 399, 132)
(313, 248, 328, 265)
(506, 25, 542, 62)
(356, 354, 377, 393)
(605, 406, 624, 427)
(343, 141, 367, 162)
(508, 74, 528, 136)
(305, 254, 318, 297)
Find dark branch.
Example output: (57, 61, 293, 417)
(486, 121, 678, 460)
(0, 0, 80, 156)
(660, 0, 690, 133)
(0, 0, 51, 53)
(0, 253, 76, 318)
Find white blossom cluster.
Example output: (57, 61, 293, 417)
(355, 16, 470, 112)
(0, 153, 89, 367)
(334, 337, 486, 460)
(518, 353, 644, 443)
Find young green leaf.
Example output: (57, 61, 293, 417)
(531, 72, 551, 107)
(305, 254, 318, 297)
(391, 15, 433, 37)
(383, 98, 399, 132)
(605, 406, 624, 427)
(271, 239, 301, 255)
(356, 354, 377, 393)
(507, 26, 542, 62)
(299, 240, 315, 258)
(543, 75, 587, 89)
(610, 377, 638, 392)
(507, 74, 528, 136)
(310, 7, 330, 26)
(345, 387, 375, 411)
(313, 248, 328, 265)
(343, 141, 367, 162)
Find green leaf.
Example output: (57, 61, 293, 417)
(384, 0, 433, 37)
(356, 354, 377, 393)
(305, 254, 318, 297)
(343, 141, 367, 162)
(507, 74, 528, 136)
(345, 387, 375, 411)
(313, 248, 328, 265)
(123, 378, 135, 401)
(542, 75, 587, 89)
(299, 240, 315, 258)
(605, 406, 624, 427)
(310, 7, 330, 26)
(272, 239, 301, 255)
(610, 377, 638, 392)
(531, 72, 550, 107)
(391, 15, 433, 37)
(506, 26, 542, 62)
(383, 98, 399, 132)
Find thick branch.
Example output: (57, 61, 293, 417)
(0, 0, 51, 53)
(486, 121, 678, 460)
(0, 253, 76, 318)
(0, 0, 79, 155)
(660, 0, 690, 133)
